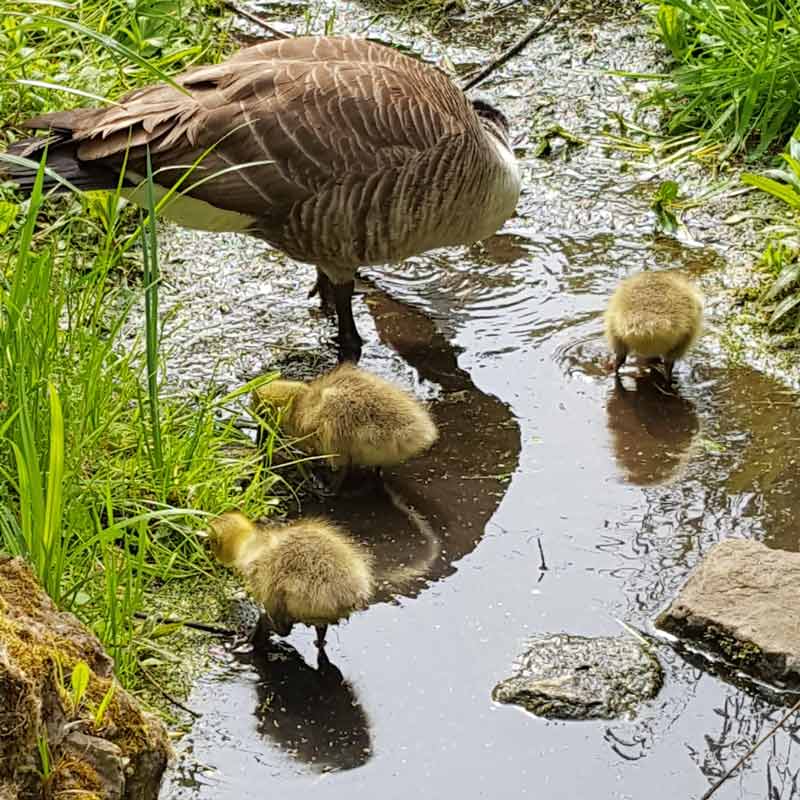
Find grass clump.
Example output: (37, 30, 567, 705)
(0, 155, 285, 687)
(0, 3, 291, 696)
(1, 0, 232, 142)
(736, 134, 800, 333)
(645, 0, 800, 160)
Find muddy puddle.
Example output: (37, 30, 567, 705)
(156, 2, 800, 798)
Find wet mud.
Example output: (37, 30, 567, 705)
(156, 2, 800, 798)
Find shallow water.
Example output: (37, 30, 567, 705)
(158, 3, 800, 798)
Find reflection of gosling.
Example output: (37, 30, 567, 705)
(253, 364, 438, 490)
(209, 512, 373, 648)
(604, 271, 703, 381)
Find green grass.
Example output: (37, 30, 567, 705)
(0, 2, 292, 693)
(644, 0, 800, 160)
(737, 135, 800, 332)
(1, 0, 232, 144)
(0, 154, 287, 685)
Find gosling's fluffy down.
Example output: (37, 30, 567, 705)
(604, 271, 703, 380)
(252, 364, 438, 470)
(209, 511, 373, 646)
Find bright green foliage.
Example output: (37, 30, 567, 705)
(646, 0, 800, 159)
(0, 3, 289, 690)
(0, 0, 232, 141)
(69, 660, 91, 711)
(742, 135, 800, 330)
(0, 167, 284, 682)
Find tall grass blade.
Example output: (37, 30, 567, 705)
(43, 383, 65, 599)
(141, 146, 163, 473)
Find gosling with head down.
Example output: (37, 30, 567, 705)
(253, 363, 438, 492)
(604, 271, 703, 382)
(209, 511, 374, 648)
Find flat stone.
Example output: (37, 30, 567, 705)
(657, 539, 800, 688)
(492, 633, 662, 720)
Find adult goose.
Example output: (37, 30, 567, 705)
(2, 36, 521, 362)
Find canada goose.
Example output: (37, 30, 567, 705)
(2, 37, 521, 362)
(209, 511, 373, 648)
(252, 363, 438, 491)
(604, 271, 703, 381)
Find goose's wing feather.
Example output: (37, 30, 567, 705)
(23, 37, 474, 217)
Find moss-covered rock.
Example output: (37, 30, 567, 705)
(0, 556, 171, 799)
(492, 633, 663, 720)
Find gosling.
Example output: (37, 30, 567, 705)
(209, 511, 373, 648)
(252, 364, 438, 492)
(604, 271, 703, 381)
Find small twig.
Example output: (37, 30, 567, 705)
(491, 0, 524, 13)
(140, 665, 201, 718)
(222, 0, 292, 39)
(134, 611, 237, 638)
(461, 0, 569, 91)
(700, 696, 800, 800)
(537, 537, 548, 571)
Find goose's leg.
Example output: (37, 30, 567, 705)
(308, 268, 336, 315)
(613, 350, 627, 373)
(333, 280, 363, 363)
(314, 624, 328, 649)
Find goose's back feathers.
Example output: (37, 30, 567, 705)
(15, 37, 518, 274)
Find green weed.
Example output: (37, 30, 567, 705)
(740, 134, 800, 330)
(643, 0, 800, 160)
(1, 0, 232, 140)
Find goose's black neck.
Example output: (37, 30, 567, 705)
(470, 96, 511, 149)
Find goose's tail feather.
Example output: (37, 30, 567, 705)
(2, 130, 122, 195)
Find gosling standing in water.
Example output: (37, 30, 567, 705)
(253, 364, 438, 492)
(209, 512, 374, 648)
(604, 271, 703, 382)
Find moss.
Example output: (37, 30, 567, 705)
(701, 625, 763, 668)
(50, 756, 103, 800)
(0, 558, 170, 793)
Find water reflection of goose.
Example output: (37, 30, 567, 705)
(294, 282, 521, 603)
(606, 374, 699, 486)
(246, 640, 372, 773)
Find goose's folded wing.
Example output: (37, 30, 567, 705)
(23, 37, 474, 218)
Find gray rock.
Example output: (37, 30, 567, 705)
(657, 539, 800, 688)
(62, 732, 125, 800)
(492, 633, 662, 720)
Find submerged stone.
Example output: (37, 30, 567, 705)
(492, 633, 662, 720)
(657, 539, 800, 689)
(0, 556, 171, 799)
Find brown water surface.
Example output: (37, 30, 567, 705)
(159, 2, 800, 797)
